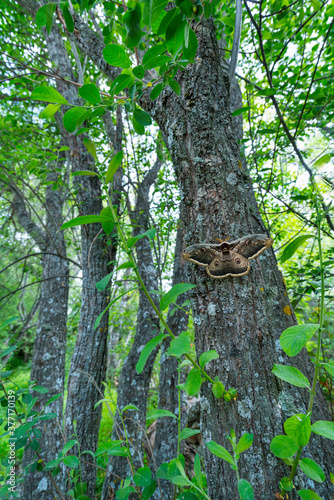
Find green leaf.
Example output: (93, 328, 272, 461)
(107, 444, 129, 457)
(103, 45, 131, 68)
(133, 65, 145, 79)
(177, 493, 198, 500)
(94, 287, 137, 329)
(133, 117, 145, 135)
(160, 283, 195, 311)
(121, 404, 139, 414)
(62, 5, 74, 33)
(297, 490, 323, 500)
(83, 138, 97, 160)
(45, 393, 62, 406)
(150, 84, 164, 100)
(35, 412, 57, 420)
(184, 369, 202, 396)
(72, 171, 98, 177)
(206, 441, 234, 465)
(62, 455, 79, 468)
(194, 453, 202, 489)
(166, 13, 186, 55)
(236, 433, 254, 455)
(0, 345, 17, 358)
(63, 107, 91, 133)
(45, 458, 62, 471)
(127, 228, 156, 249)
(133, 107, 152, 126)
(212, 380, 225, 398)
(157, 7, 177, 36)
(39, 103, 61, 118)
(143, 55, 172, 70)
(96, 272, 113, 291)
(272, 364, 310, 388)
(279, 477, 294, 491)
(256, 88, 277, 96)
(142, 480, 157, 500)
(167, 331, 190, 357)
(270, 435, 299, 458)
(169, 80, 181, 96)
(238, 479, 254, 500)
(172, 476, 189, 486)
(0, 316, 19, 328)
(199, 349, 219, 368)
(142, 44, 166, 66)
(136, 334, 168, 374)
(33, 385, 48, 394)
(100, 207, 115, 235)
(323, 362, 334, 377)
(106, 151, 124, 183)
(313, 153, 332, 167)
(284, 414, 311, 446)
(146, 409, 177, 420)
(123, 3, 142, 49)
(280, 235, 314, 264)
(62, 439, 77, 455)
(280, 324, 319, 357)
(115, 486, 136, 499)
(61, 215, 113, 230)
(231, 106, 250, 116)
(111, 74, 135, 94)
(180, 428, 201, 440)
(78, 84, 101, 105)
(116, 262, 136, 271)
(299, 458, 325, 483)
(35, 4, 55, 33)
(31, 86, 68, 105)
(311, 420, 334, 440)
(183, 27, 198, 62)
(143, 0, 168, 26)
(204, 2, 212, 19)
(179, 0, 193, 17)
(133, 466, 151, 487)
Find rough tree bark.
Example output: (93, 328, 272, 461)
(102, 159, 162, 500)
(152, 215, 190, 499)
(11, 165, 69, 500)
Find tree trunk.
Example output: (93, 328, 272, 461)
(12, 166, 69, 500)
(102, 160, 162, 499)
(152, 215, 190, 499)
(141, 19, 334, 500)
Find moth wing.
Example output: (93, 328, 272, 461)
(182, 244, 221, 267)
(206, 254, 250, 279)
(231, 234, 273, 260)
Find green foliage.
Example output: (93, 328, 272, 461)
(160, 283, 196, 311)
(280, 324, 319, 357)
(272, 364, 310, 388)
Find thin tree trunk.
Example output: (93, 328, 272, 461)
(12, 166, 69, 500)
(102, 160, 162, 499)
(140, 19, 334, 500)
(152, 215, 190, 499)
